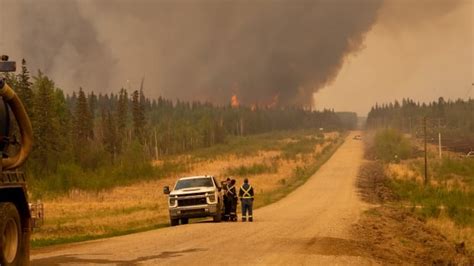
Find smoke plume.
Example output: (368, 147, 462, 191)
(2, 0, 383, 106)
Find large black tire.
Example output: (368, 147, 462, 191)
(180, 218, 189, 225)
(0, 202, 21, 266)
(170, 218, 179, 227)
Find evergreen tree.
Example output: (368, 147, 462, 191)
(31, 71, 60, 172)
(116, 88, 128, 143)
(88, 91, 97, 118)
(132, 89, 145, 143)
(101, 108, 118, 160)
(73, 88, 93, 162)
(16, 59, 34, 115)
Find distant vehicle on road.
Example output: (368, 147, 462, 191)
(353, 135, 362, 140)
(164, 175, 224, 226)
(466, 151, 474, 158)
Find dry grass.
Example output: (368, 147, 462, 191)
(427, 216, 474, 255)
(386, 162, 422, 182)
(32, 132, 338, 246)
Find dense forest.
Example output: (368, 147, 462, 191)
(2, 60, 354, 181)
(366, 97, 474, 153)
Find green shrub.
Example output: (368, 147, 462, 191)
(373, 128, 414, 162)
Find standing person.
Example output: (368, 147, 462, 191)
(239, 178, 254, 222)
(229, 179, 238, 222)
(222, 178, 231, 221)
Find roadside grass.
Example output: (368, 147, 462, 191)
(224, 160, 278, 176)
(189, 129, 322, 161)
(370, 128, 474, 227)
(389, 180, 474, 226)
(31, 222, 169, 249)
(29, 159, 187, 200)
(281, 136, 325, 159)
(416, 157, 474, 184)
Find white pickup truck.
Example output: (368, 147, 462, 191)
(163, 175, 224, 226)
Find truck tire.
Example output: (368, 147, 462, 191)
(0, 202, 21, 266)
(180, 218, 189, 225)
(170, 218, 179, 227)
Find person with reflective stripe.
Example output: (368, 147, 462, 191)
(239, 178, 254, 222)
(229, 179, 238, 221)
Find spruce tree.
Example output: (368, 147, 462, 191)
(131, 89, 145, 143)
(116, 88, 128, 150)
(101, 109, 118, 160)
(31, 71, 60, 172)
(73, 88, 93, 162)
(16, 59, 34, 115)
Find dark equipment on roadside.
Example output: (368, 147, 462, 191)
(222, 178, 231, 221)
(229, 179, 238, 222)
(0, 55, 36, 265)
(0, 55, 16, 73)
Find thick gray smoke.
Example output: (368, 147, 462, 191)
(2, 0, 383, 106)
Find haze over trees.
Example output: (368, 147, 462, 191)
(366, 97, 474, 153)
(4, 60, 355, 188)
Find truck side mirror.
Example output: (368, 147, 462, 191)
(163, 186, 170, 195)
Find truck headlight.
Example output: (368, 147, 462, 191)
(207, 193, 216, 203)
(169, 197, 177, 206)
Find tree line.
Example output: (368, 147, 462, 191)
(366, 97, 474, 153)
(2, 60, 354, 177)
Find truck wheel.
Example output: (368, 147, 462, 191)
(170, 218, 179, 227)
(0, 203, 21, 266)
(180, 218, 189, 225)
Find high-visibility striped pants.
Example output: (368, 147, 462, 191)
(241, 198, 253, 221)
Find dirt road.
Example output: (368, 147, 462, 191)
(31, 131, 373, 265)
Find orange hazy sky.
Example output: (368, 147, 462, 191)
(314, 0, 473, 116)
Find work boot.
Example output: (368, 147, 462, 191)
(242, 218, 246, 222)
(249, 217, 253, 222)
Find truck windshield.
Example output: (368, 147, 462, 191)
(175, 178, 214, 190)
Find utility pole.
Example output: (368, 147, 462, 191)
(438, 118, 442, 159)
(423, 117, 428, 185)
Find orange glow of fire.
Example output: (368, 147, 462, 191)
(231, 94, 240, 108)
(267, 93, 279, 109)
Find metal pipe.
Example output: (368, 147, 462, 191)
(0, 79, 33, 169)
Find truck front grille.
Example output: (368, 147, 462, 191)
(178, 198, 207, 207)
(181, 209, 205, 215)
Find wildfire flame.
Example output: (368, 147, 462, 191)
(231, 94, 240, 108)
(267, 93, 279, 109)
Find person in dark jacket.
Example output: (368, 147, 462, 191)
(239, 178, 254, 222)
(222, 178, 231, 221)
(229, 179, 238, 221)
